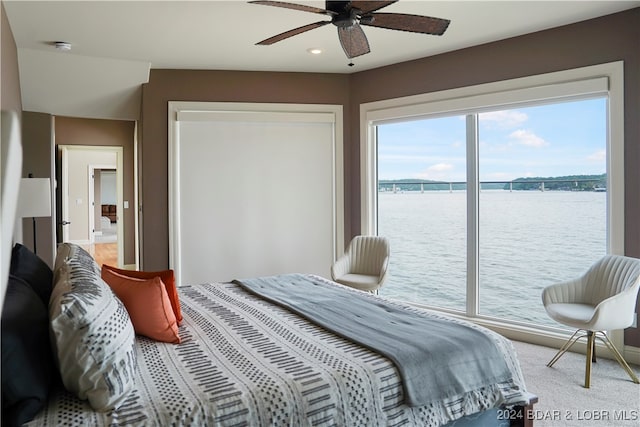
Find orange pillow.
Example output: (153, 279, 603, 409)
(101, 268, 180, 344)
(102, 264, 183, 324)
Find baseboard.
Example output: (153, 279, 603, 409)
(624, 345, 640, 365)
(121, 264, 137, 270)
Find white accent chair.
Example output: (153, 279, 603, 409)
(542, 254, 640, 388)
(331, 235, 390, 293)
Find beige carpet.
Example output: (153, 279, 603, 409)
(511, 340, 640, 426)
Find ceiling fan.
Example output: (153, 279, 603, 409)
(250, 1, 451, 60)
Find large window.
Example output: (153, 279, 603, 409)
(377, 115, 467, 311)
(477, 102, 607, 326)
(362, 62, 624, 342)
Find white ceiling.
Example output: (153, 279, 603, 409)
(4, 1, 639, 120)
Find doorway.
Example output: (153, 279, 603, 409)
(89, 166, 117, 244)
(57, 145, 124, 267)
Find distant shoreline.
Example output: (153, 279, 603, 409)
(379, 174, 606, 192)
(379, 188, 607, 192)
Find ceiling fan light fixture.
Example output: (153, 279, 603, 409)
(307, 48, 323, 55)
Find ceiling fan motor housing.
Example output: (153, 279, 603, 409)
(251, 0, 451, 59)
(329, 1, 359, 27)
(333, 10, 360, 27)
(327, 1, 351, 14)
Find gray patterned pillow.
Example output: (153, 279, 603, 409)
(50, 243, 137, 411)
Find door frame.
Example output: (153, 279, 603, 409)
(59, 145, 124, 266)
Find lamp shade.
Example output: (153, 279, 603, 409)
(17, 178, 52, 218)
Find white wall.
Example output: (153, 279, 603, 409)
(66, 149, 116, 242)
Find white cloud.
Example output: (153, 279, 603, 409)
(430, 163, 453, 172)
(415, 163, 455, 180)
(509, 129, 548, 148)
(587, 149, 606, 162)
(479, 110, 528, 128)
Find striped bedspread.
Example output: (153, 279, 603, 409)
(28, 276, 528, 426)
(236, 274, 513, 407)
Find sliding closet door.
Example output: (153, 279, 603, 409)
(169, 102, 343, 286)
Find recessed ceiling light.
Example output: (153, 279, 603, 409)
(307, 48, 322, 55)
(54, 41, 72, 51)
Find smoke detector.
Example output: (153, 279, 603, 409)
(54, 41, 72, 51)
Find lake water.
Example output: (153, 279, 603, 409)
(377, 190, 607, 327)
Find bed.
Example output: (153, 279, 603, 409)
(3, 242, 535, 427)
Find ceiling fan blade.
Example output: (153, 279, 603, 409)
(256, 21, 331, 45)
(249, 1, 331, 15)
(363, 13, 450, 35)
(337, 24, 370, 58)
(350, 1, 397, 14)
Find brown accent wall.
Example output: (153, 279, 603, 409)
(55, 117, 136, 265)
(349, 8, 640, 345)
(20, 112, 54, 266)
(1, 2, 21, 115)
(140, 70, 351, 270)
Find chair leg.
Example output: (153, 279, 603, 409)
(597, 332, 640, 384)
(547, 329, 585, 368)
(584, 331, 595, 388)
(548, 329, 639, 387)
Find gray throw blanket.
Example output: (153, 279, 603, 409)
(233, 274, 512, 407)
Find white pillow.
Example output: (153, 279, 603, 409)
(50, 243, 137, 411)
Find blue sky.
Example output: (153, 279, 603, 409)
(377, 97, 607, 182)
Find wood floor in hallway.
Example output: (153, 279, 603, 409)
(81, 242, 117, 267)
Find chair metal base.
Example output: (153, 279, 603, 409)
(547, 329, 639, 388)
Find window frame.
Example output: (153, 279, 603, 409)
(359, 61, 625, 351)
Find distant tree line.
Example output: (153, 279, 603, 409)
(506, 174, 606, 191)
(379, 174, 606, 192)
